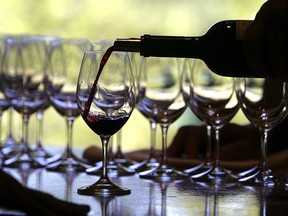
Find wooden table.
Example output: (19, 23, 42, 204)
(3, 166, 288, 216)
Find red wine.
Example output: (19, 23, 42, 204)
(83, 114, 129, 136)
(113, 20, 261, 78)
(83, 46, 114, 118)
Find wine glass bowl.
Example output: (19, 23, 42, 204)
(76, 50, 136, 196)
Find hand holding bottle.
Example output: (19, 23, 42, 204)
(243, 0, 288, 81)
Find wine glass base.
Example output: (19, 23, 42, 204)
(3, 153, 46, 169)
(3, 136, 17, 149)
(238, 166, 282, 187)
(184, 162, 206, 174)
(77, 178, 131, 196)
(1, 146, 14, 156)
(114, 157, 137, 168)
(86, 161, 135, 177)
(46, 157, 91, 173)
(139, 165, 188, 182)
(32, 146, 53, 159)
(129, 157, 159, 173)
(190, 165, 237, 185)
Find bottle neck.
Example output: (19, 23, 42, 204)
(114, 35, 203, 58)
(113, 38, 141, 52)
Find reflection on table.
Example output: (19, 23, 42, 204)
(3, 167, 288, 216)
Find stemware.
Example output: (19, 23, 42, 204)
(181, 58, 213, 174)
(129, 55, 160, 173)
(129, 105, 159, 172)
(0, 78, 11, 163)
(2, 107, 17, 153)
(186, 59, 239, 183)
(109, 51, 140, 170)
(45, 38, 92, 173)
(0, 35, 18, 153)
(76, 50, 136, 196)
(138, 56, 187, 182)
(32, 35, 59, 161)
(1, 35, 48, 168)
(236, 78, 287, 186)
(86, 41, 135, 176)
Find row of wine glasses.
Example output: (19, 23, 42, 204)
(1, 35, 52, 168)
(0, 35, 98, 174)
(165, 58, 287, 187)
(75, 44, 288, 197)
(1, 33, 287, 197)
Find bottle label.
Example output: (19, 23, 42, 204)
(236, 20, 252, 40)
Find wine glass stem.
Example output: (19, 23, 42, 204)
(5, 107, 14, 146)
(212, 127, 221, 169)
(259, 129, 269, 171)
(149, 120, 157, 159)
(65, 117, 74, 158)
(205, 125, 212, 166)
(160, 124, 169, 167)
(22, 115, 30, 154)
(100, 136, 110, 179)
(36, 110, 44, 148)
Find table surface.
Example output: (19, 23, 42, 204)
(3, 165, 288, 216)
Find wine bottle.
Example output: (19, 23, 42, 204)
(113, 20, 258, 78)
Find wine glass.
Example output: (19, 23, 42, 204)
(235, 78, 288, 186)
(129, 103, 159, 172)
(128, 55, 160, 172)
(32, 35, 59, 161)
(76, 50, 136, 196)
(1, 35, 47, 168)
(0, 76, 11, 163)
(0, 35, 18, 153)
(187, 59, 239, 183)
(137, 56, 187, 182)
(86, 41, 136, 176)
(45, 38, 92, 173)
(181, 58, 214, 174)
(112, 51, 140, 169)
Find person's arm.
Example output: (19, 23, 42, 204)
(243, 0, 288, 80)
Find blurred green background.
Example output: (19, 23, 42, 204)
(0, 0, 265, 152)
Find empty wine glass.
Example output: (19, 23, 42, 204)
(0, 35, 18, 153)
(76, 50, 136, 196)
(0, 77, 11, 163)
(138, 56, 187, 182)
(32, 35, 59, 161)
(181, 58, 214, 175)
(129, 103, 159, 172)
(1, 35, 48, 168)
(236, 78, 287, 186)
(187, 59, 239, 183)
(128, 56, 160, 172)
(45, 38, 92, 173)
